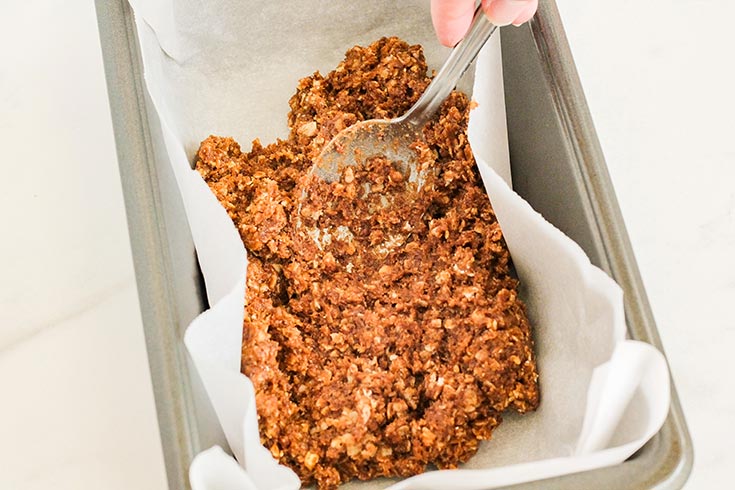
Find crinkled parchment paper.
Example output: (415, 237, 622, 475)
(127, 1, 670, 488)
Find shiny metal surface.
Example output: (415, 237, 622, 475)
(95, 0, 692, 488)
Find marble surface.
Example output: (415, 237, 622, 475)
(0, 1, 167, 489)
(554, 1, 735, 488)
(0, 0, 732, 488)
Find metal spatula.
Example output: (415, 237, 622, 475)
(299, 6, 497, 255)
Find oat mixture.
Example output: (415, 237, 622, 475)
(195, 37, 539, 489)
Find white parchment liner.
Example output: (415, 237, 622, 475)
(127, 1, 670, 488)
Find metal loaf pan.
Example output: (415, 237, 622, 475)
(95, 0, 693, 488)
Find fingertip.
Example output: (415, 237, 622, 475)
(437, 31, 461, 48)
(511, 0, 538, 27)
(431, 0, 476, 46)
(433, 21, 462, 47)
(483, 0, 537, 28)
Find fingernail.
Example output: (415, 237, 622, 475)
(511, 0, 537, 27)
(485, 0, 530, 27)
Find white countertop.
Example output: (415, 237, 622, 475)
(0, 0, 732, 488)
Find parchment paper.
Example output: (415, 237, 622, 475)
(127, 1, 671, 488)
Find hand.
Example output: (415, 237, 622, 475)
(431, 0, 538, 47)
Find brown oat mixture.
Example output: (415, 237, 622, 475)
(195, 37, 539, 489)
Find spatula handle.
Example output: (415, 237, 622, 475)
(401, 6, 497, 127)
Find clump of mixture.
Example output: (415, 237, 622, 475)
(195, 37, 539, 489)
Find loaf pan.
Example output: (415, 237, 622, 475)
(95, 0, 693, 488)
